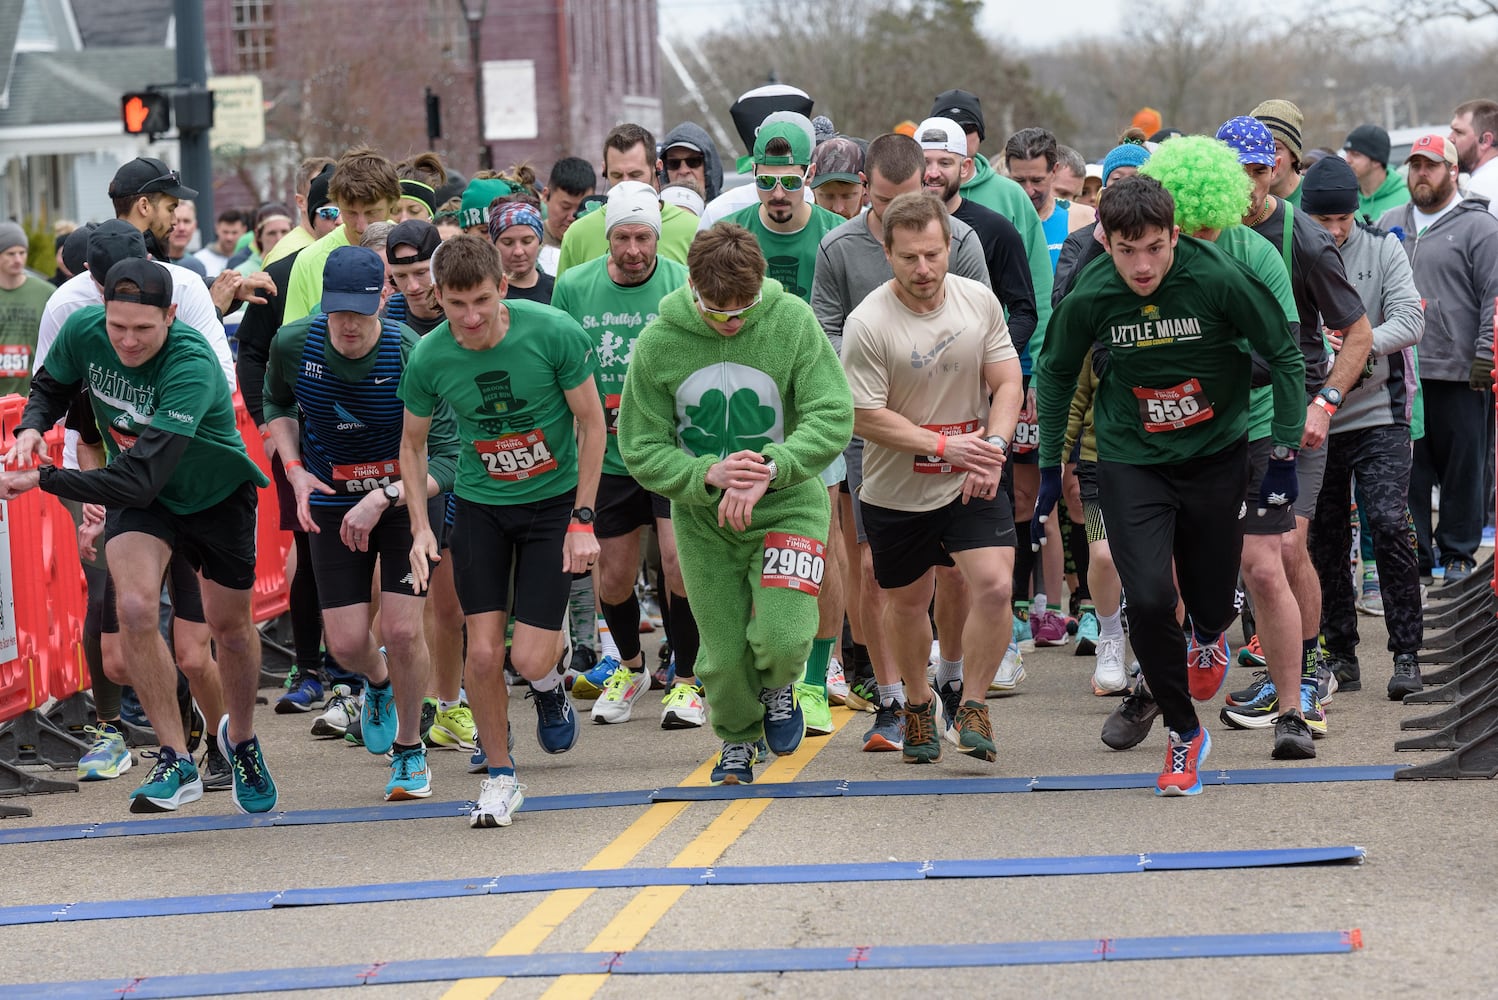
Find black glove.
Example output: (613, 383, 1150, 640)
(1258, 454, 1299, 515)
(1471, 354, 1492, 391)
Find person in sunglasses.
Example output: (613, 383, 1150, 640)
(261, 158, 338, 268)
(618, 223, 853, 784)
(658, 123, 724, 203)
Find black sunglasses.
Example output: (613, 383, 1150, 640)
(666, 155, 705, 171)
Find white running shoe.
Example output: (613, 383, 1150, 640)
(591, 668, 649, 724)
(469, 774, 526, 828)
(1091, 636, 1130, 696)
(989, 643, 1025, 695)
(826, 657, 850, 705)
(660, 682, 706, 729)
(311, 684, 359, 738)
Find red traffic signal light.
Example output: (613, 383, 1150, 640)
(121, 92, 171, 135)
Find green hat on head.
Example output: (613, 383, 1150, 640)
(754, 118, 814, 167)
(459, 178, 517, 229)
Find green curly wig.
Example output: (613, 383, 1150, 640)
(1139, 135, 1252, 235)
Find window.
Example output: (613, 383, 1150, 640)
(233, 0, 274, 70)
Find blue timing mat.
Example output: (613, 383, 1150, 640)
(0, 845, 1364, 927)
(5, 930, 1365, 998)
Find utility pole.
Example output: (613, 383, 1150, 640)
(174, 0, 215, 226)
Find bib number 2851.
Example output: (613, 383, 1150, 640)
(475, 429, 557, 481)
(761, 532, 826, 595)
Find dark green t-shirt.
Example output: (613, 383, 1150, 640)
(398, 299, 597, 505)
(551, 255, 688, 476)
(44, 306, 268, 513)
(725, 203, 846, 303)
(0, 276, 55, 397)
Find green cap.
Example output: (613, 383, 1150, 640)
(459, 178, 518, 229)
(753, 120, 813, 167)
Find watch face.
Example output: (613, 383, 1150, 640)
(1321, 387, 1342, 405)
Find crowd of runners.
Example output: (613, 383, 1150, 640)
(5, 83, 1496, 826)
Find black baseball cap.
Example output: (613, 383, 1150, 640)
(107, 157, 198, 200)
(103, 258, 173, 308)
(308, 163, 336, 215)
(387, 219, 441, 265)
(930, 89, 984, 141)
(86, 220, 147, 280)
(60, 222, 98, 278)
(321, 245, 386, 315)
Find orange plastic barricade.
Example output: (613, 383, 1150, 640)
(234, 390, 292, 623)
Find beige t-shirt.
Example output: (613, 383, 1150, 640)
(842, 274, 1017, 512)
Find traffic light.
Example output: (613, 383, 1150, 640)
(121, 92, 171, 136)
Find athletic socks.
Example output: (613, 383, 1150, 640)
(1302, 637, 1319, 683)
(529, 669, 560, 693)
(877, 683, 903, 707)
(935, 658, 963, 688)
(805, 636, 834, 689)
(487, 765, 516, 779)
(1098, 608, 1124, 640)
(600, 594, 643, 661)
(668, 592, 700, 680)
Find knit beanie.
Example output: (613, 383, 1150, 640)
(1102, 142, 1151, 185)
(1299, 156, 1361, 216)
(1250, 99, 1304, 163)
(604, 182, 662, 237)
(0, 222, 26, 255)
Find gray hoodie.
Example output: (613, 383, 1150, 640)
(659, 122, 724, 203)
(1379, 195, 1498, 381)
(1330, 222, 1424, 431)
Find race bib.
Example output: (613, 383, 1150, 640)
(761, 532, 826, 595)
(604, 393, 621, 435)
(1132, 379, 1214, 433)
(109, 427, 138, 452)
(0, 345, 30, 375)
(331, 459, 400, 494)
(475, 429, 558, 481)
(1011, 419, 1039, 455)
(913, 420, 978, 474)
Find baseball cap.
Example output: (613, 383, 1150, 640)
(107, 157, 197, 201)
(604, 181, 662, 237)
(1407, 134, 1459, 168)
(659, 183, 706, 216)
(1342, 124, 1392, 167)
(930, 89, 984, 140)
(914, 117, 967, 156)
(1215, 116, 1277, 167)
(60, 222, 98, 277)
(86, 219, 147, 280)
(810, 136, 865, 187)
(307, 164, 336, 216)
(102, 258, 172, 308)
(1251, 99, 1304, 161)
(754, 115, 814, 167)
(321, 245, 386, 315)
(663, 139, 703, 155)
(1085, 163, 1103, 181)
(386, 219, 441, 265)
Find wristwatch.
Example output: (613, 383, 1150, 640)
(1313, 386, 1342, 415)
(986, 434, 1009, 454)
(762, 459, 778, 483)
(1269, 444, 1297, 462)
(571, 507, 595, 524)
(382, 483, 401, 505)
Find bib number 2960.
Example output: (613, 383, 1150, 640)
(475, 429, 558, 481)
(761, 532, 826, 595)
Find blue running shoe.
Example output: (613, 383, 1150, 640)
(1219, 680, 1278, 730)
(218, 714, 278, 814)
(120, 686, 151, 731)
(128, 746, 201, 813)
(1012, 614, 1033, 651)
(570, 655, 621, 700)
(758, 682, 803, 756)
(531, 684, 578, 754)
(276, 672, 324, 714)
(1074, 610, 1100, 656)
(385, 746, 433, 800)
(361, 677, 398, 755)
(711, 741, 756, 785)
(468, 726, 517, 773)
(78, 723, 132, 781)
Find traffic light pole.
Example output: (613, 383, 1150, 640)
(175, 0, 213, 230)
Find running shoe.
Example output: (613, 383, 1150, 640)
(1271, 713, 1316, 760)
(1101, 679, 1160, 750)
(429, 703, 478, 750)
(1226, 670, 1271, 706)
(711, 741, 757, 785)
(1156, 727, 1211, 796)
(1091, 636, 1129, 696)
(1388, 653, 1422, 701)
(799, 681, 833, 736)
(419, 698, 438, 746)
(900, 693, 942, 764)
(1238, 634, 1266, 667)
(200, 736, 231, 792)
(77, 724, 131, 781)
(312, 684, 359, 738)
(660, 682, 706, 729)
(651, 656, 675, 691)
(1316, 664, 1338, 706)
(470, 774, 525, 828)
(759, 682, 804, 756)
(128, 747, 202, 813)
(343, 714, 365, 747)
(468, 727, 514, 774)
(1441, 557, 1475, 584)
(1186, 631, 1231, 702)
(845, 671, 878, 713)
(1219, 680, 1278, 730)
(219, 715, 278, 814)
(120, 686, 151, 732)
(862, 701, 903, 752)
(532, 685, 579, 752)
(1301, 684, 1327, 738)
(1326, 653, 1361, 693)
(360, 678, 398, 755)
(1074, 610, 1100, 656)
(989, 643, 1025, 695)
(1031, 608, 1070, 647)
(179, 687, 205, 755)
(826, 658, 850, 706)
(1356, 569, 1384, 616)
(937, 678, 963, 743)
(954, 700, 996, 762)
(385, 745, 433, 800)
(275, 672, 324, 714)
(1012, 610, 1033, 651)
(591, 668, 648, 724)
(571, 655, 622, 700)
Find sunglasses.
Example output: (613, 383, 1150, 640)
(315, 206, 341, 221)
(666, 155, 705, 171)
(138, 168, 182, 194)
(694, 288, 762, 323)
(754, 173, 805, 192)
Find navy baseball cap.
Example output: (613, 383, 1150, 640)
(321, 245, 386, 315)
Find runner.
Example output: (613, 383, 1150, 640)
(399, 234, 604, 828)
(489, 203, 554, 304)
(0, 222, 52, 399)
(1035, 175, 1306, 796)
(618, 222, 853, 783)
(540, 157, 596, 276)
(5, 259, 276, 813)
(265, 246, 459, 800)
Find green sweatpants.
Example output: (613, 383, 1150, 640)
(675, 487, 829, 742)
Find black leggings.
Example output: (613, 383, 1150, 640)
(1099, 439, 1249, 735)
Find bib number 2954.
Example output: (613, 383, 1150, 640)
(761, 532, 826, 595)
(475, 429, 558, 481)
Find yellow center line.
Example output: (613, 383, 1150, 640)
(440, 707, 857, 1000)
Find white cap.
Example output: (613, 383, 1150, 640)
(659, 184, 706, 216)
(1085, 163, 1103, 180)
(914, 117, 967, 156)
(604, 181, 662, 237)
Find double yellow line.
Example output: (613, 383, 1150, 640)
(441, 710, 856, 999)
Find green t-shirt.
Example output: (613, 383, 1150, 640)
(1210, 226, 1301, 441)
(283, 225, 352, 323)
(44, 306, 268, 514)
(551, 255, 688, 476)
(725, 203, 846, 303)
(0, 276, 54, 397)
(398, 299, 597, 505)
(554, 202, 698, 277)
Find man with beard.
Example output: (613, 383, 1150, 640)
(1379, 134, 1498, 600)
(1449, 100, 1498, 216)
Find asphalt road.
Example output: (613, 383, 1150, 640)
(3, 597, 1497, 1000)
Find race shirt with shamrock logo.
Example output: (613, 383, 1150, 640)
(551, 254, 687, 477)
(398, 299, 597, 506)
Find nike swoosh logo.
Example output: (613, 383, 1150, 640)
(374, 376, 396, 384)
